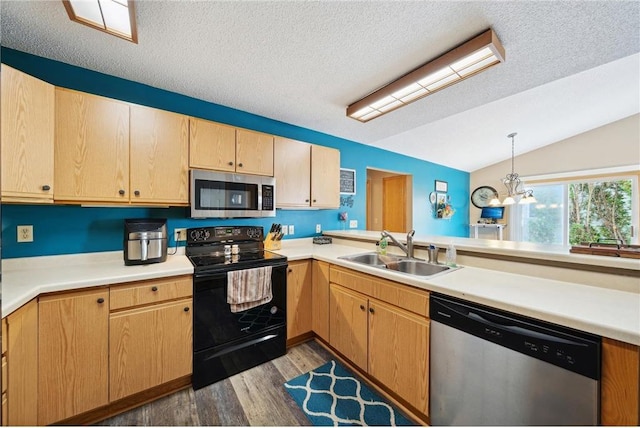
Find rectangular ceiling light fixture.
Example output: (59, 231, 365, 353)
(63, 0, 137, 43)
(347, 29, 505, 122)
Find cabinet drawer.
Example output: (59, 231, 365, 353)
(110, 275, 192, 310)
(330, 266, 429, 317)
(1, 356, 6, 393)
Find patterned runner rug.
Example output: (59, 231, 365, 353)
(284, 360, 416, 426)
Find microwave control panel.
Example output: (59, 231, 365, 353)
(262, 185, 274, 211)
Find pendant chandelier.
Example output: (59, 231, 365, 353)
(489, 133, 537, 206)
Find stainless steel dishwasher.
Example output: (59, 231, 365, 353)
(430, 294, 601, 426)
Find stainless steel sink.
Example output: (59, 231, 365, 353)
(392, 259, 450, 276)
(338, 252, 456, 278)
(338, 252, 406, 268)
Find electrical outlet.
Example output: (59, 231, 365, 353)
(17, 225, 34, 243)
(316, 224, 322, 233)
(282, 225, 288, 235)
(349, 220, 358, 228)
(174, 228, 187, 242)
(289, 225, 295, 235)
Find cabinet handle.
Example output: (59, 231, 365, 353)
(360, 304, 365, 311)
(134, 190, 140, 196)
(305, 199, 309, 202)
(42, 185, 51, 191)
(184, 307, 190, 312)
(288, 268, 292, 273)
(97, 298, 105, 304)
(151, 286, 158, 292)
(238, 163, 243, 168)
(369, 307, 374, 314)
(119, 189, 125, 196)
(228, 161, 234, 166)
(313, 199, 317, 203)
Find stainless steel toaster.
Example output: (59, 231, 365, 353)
(123, 218, 167, 265)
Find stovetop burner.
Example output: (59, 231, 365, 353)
(186, 226, 287, 274)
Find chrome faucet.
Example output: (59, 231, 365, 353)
(381, 229, 416, 258)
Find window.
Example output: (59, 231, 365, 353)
(510, 174, 638, 246)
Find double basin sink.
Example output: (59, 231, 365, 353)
(338, 252, 457, 278)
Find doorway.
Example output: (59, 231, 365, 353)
(366, 168, 412, 232)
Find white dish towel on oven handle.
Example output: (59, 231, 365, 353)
(227, 266, 273, 313)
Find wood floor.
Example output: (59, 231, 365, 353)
(97, 340, 333, 426)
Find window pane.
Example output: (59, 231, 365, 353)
(568, 179, 633, 245)
(518, 184, 565, 245)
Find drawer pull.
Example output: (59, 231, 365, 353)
(42, 185, 51, 191)
(151, 286, 158, 292)
(134, 190, 140, 196)
(360, 304, 365, 311)
(119, 189, 125, 196)
(97, 298, 105, 304)
(369, 307, 375, 314)
(228, 161, 234, 166)
(184, 307, 190, 312)
(288, 268, 292, 273)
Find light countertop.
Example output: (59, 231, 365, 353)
(2, 239, 639, 346)
(323, 230, 640, 272)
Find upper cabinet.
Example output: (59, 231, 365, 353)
(55, 89, 189, 205)
(130, 105, 189, 204)
(54, 88, 130, 203)
(274, 137, 340, 208)
(1, 65, 55, 203)
(189, 118, 274, 176)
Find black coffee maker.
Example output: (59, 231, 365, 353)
(123, 219, 168, 265)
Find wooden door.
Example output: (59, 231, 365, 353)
(368, 299, 429, 414)
(1, 65, 55, 202)
(54, 89, 129, 203)
(383, 175, 407, 232)
(38, 289, 109, 425)
(286, 260, 313, 340)
(6, 299, 38, 426)
(109, 299, 192, 401)
(274, 137, 311, 207)
(329, 284, 368, 371)
(601, 338, 640, 425)
(311, 260, 330, 342)
(130, 105, 189, 204)
(311, 145, 340, 208)
(189, 117, 236, 172)
(236, 128, 274, 176)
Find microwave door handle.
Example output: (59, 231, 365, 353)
(141, 238, 149, 261)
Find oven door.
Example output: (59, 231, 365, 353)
(193, 263, 287, 352)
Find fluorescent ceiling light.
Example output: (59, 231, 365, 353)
(347, 29, 505, 122)
(63, 0, 137, 43)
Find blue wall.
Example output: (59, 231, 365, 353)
(1, 47, 469, 258)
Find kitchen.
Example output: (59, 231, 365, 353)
(1, 1, 639, 426)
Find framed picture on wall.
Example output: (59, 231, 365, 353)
(435, 180, 448, 193)
(340, 168, 356, 194)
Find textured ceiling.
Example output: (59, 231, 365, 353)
(1, 1, 639, 172)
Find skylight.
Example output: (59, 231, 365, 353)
(63, 0, 137, 43)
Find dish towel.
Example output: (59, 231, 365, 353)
(227, 266, 273, 313)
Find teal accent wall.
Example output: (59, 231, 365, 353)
(1, 47, 469, 259)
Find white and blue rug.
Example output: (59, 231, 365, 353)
(284, 360, 416, 426)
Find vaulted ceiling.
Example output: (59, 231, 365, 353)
(2, 1, 639, 172)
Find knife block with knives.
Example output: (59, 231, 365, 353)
(264, 223, 283, 250)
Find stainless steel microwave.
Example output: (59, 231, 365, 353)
(190, 169, 276, 218)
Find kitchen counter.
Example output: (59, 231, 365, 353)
(323, 230, 640, 273)
(3, 239, 638, 346)
(1, 249, 194, 316)
(276, 239, 640, 346)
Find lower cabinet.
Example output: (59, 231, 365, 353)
(109, 299, 192, 400)
(286, 260, 312, 340)
(328, 266, 430, 416)
(311, 260, 330, 342)
(38, 288, 109, 425)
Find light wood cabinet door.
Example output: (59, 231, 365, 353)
(189, 117, 236, 172)
(54, 88, 129, 203)
(109, 299, 192, 401)
(368, 299, 429, 415)
(130, 105, 189, 204)
(38, 289, 109, 425)
(601, 338, 640, 425)
(286, 260, 312, 340)
(311, 145, 340, 208)
(6, 299, 38, 426)
(311, 260, 330, 341)
(236, 128, 274, 176)
(274, 137, 311, 207)
(329, 284, 368, 371)
(1, 65, 55, 202)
